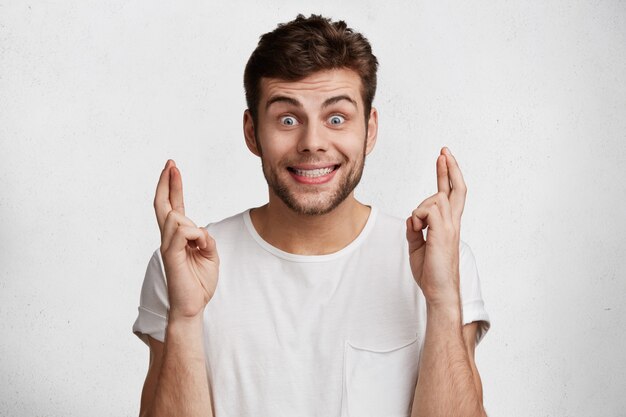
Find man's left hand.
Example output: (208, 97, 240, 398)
(406, 147, 467, 307)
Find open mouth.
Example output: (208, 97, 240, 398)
(287, 164, 340, 184)
(287, 165, 340, 178)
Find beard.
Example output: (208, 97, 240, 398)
(259, 138, 367, 216)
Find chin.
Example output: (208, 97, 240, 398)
(274, 184, 356, 216)
(287, 200, 343, 216)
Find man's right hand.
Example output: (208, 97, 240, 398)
(153, 160, 219, 321)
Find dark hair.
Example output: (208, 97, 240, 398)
(244, 14, 378, 124)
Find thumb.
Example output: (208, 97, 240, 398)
(405, 217, 425, 253)
(198, 228, 219, 263)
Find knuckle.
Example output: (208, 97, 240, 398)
(165, 210, 181, 225)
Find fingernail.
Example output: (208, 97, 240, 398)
(444, 147, 451, 155)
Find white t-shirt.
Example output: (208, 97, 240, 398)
(133, 207, 490, 417)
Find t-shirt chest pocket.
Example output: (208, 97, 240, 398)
(342, 335, 420, 417)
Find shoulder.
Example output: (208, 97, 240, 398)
(371, 207, 405, 225)
(204, 210, 247, 229)
(203, 210, 249, 241)
(369, 207, 407, 236)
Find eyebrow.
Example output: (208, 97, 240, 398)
(322, 95, 358, 109)
(265, 94, 358, 111)
(265, 96, 302, 110)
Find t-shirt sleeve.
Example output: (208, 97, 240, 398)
(459, 240, 491, 345)
(132, 248, 170, 345)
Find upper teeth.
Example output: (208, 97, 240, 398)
(293, 167, 334, 177)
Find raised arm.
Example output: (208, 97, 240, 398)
(139, 160, 219, 417)
(406, 148, 486, 417)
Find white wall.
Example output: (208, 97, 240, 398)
(1, 1, 625, 416)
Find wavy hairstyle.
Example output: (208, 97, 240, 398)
(244, 14, 379, 125)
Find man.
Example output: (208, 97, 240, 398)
(133, 14, 490, 417)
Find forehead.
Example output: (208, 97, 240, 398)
(260, 68, 363, 108)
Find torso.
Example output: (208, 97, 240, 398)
(203, 208, 425, 417)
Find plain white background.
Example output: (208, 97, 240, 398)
(1, 1, 625, 416)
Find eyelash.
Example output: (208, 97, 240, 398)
(327, 115, 346, 125)
(278, 113, 348, 127)
(279, 115, 300, 127)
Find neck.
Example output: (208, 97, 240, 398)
(249, 194, 371, 256)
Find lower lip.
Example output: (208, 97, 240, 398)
(288, 167, 338, 185)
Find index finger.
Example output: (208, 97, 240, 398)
(154, 160, 174, 232)
(168, 165, 185, 216)
(442, 148, 467, 220)
(436, 149, 451, 197)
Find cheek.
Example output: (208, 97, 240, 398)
(257, 139, 292, 165)
(337, 131, 367, 156)
(256, 127, 285, 154)
(258, 128, 302, 156)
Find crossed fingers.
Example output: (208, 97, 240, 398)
(161, 210, 201, 253)
(153, 159, 212, 255)
(411, 147, 467, 232)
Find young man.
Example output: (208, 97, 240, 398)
(133, 14, 490, 417)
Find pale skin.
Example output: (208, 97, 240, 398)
(139, 68, 485, 417)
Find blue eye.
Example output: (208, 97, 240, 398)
(328, 115, 345, 125)
(280, 116, 298, 126)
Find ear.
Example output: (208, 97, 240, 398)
(365, 107, 378, 156)
(243, 109, 261, 157)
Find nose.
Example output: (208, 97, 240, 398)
(296, 122, 328, 153)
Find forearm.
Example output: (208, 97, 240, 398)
(149, 318, 213, 417)
(411, 302, 485, 417)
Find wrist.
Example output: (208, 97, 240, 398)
(166, 313, 204, 339)
(420, 271, 461, 310)
(426, 296, 462, 323)
(167, 305, 205, 324)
